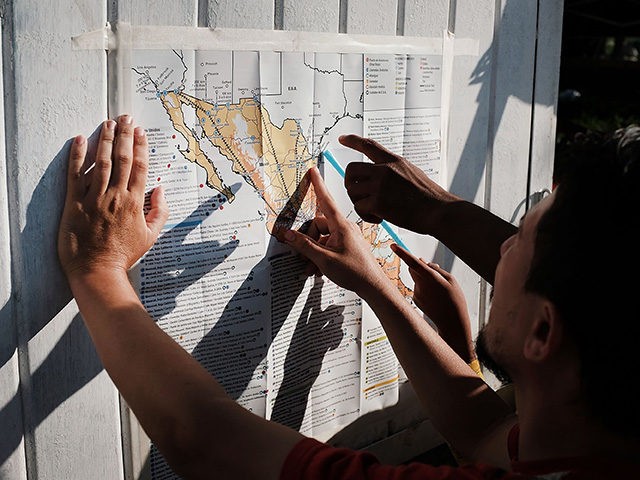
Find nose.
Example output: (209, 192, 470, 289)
(500, 234, 516, 257)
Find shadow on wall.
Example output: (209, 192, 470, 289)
(432, 0, 554, 271)
(0, 134, 103, 469)
(146, 166, 345, 478)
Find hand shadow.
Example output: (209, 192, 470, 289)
(149, 168, 319, 478)
(188, 169, 315, 400)
(133, 189, 240, 321)
(270, 275, 345, 432)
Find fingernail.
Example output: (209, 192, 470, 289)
(134, 126, 146, 137)
(106, 120, 116, 130)
(75, 135, 86, 145)
(119, 114, 133, 124)
(284, 230, 295, 241)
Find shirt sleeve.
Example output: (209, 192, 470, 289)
(280, 437, 511, 480)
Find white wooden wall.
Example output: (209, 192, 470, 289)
(0, 0, 563, 478)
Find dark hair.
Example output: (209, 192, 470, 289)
(525, 125, 640, 438)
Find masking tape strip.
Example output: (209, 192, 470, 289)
(72, 24, 479, 56)
(114, 22, 133, 118)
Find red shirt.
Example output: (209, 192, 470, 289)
(280, 426, 640, 479)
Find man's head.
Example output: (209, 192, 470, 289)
(478, 125, 640, 437)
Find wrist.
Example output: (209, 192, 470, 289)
(67, 264, 131, 295)
(412, 190, 460, 236)
(358, 273, 405, 307)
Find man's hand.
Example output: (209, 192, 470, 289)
(340, 134, 457, 234)
(57, 115, 168, 279)
(392, 244, 476, 364)
(284, 167, 391, 299)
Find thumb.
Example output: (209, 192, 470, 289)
(145, 186, 169, 243)
(284, 229, 332, 268)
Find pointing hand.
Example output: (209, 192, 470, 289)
(340, 134, 455, 234)
(284, 167, 390, 299)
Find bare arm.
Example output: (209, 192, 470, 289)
(285, 168, 515, 464)
(58, 116, 302, 480)
(340, 135, 516, 284)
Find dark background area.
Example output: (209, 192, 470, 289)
(555, 0, 640, 178)
(412, 3, 640, 464)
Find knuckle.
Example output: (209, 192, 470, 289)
(344, 163, 356, 178)
(95, 158, 112, 171)
(361, 137, 377, 150)
(116, 151, 132, 165)
(134, 133, 148, 146)
(132, 158, 148, 173)
(70, 170, 84, 183)
(118, 125, 135, 139)
(71, 148, 85, 161)
(101, 129, 115, 143)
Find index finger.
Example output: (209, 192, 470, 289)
(308, 167, 346, 229)
(339, 134, 398, 164)
(390, 243, 423, 270)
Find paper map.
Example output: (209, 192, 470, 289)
(128, 47, 443, 479)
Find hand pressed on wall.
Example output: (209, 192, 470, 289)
(57, 115, 168, 279)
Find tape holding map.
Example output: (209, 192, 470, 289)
(72, 23, 478, 55)
(71, 24, 475, 480)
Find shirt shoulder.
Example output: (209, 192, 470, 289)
(280, 437, 528, 480)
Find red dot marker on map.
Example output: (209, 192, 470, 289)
(199, 183, 204, 188)
(157, 177, 161, 182)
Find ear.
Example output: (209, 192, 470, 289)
(522, 301, 563, 362)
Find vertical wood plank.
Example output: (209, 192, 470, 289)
(488, 0, 538, 222)
(282, 0, 340, 32)
(0, 4, 28, 476)
(345, 0, 398, 34)
(529, 0, 563, 195)
(207, 0, 274, 29)
(403, 0, 449, 36)
(5, 0, 124, 478)
(475, 0, 539, 387)
(112, 0, 197, 26)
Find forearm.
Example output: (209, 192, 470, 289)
(69, 270, 227, 454)
(438, 325, 476, 365)
(362, 281, 513, 459)
(428, 200, 516, 284)
(69, 269, 302, 479)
